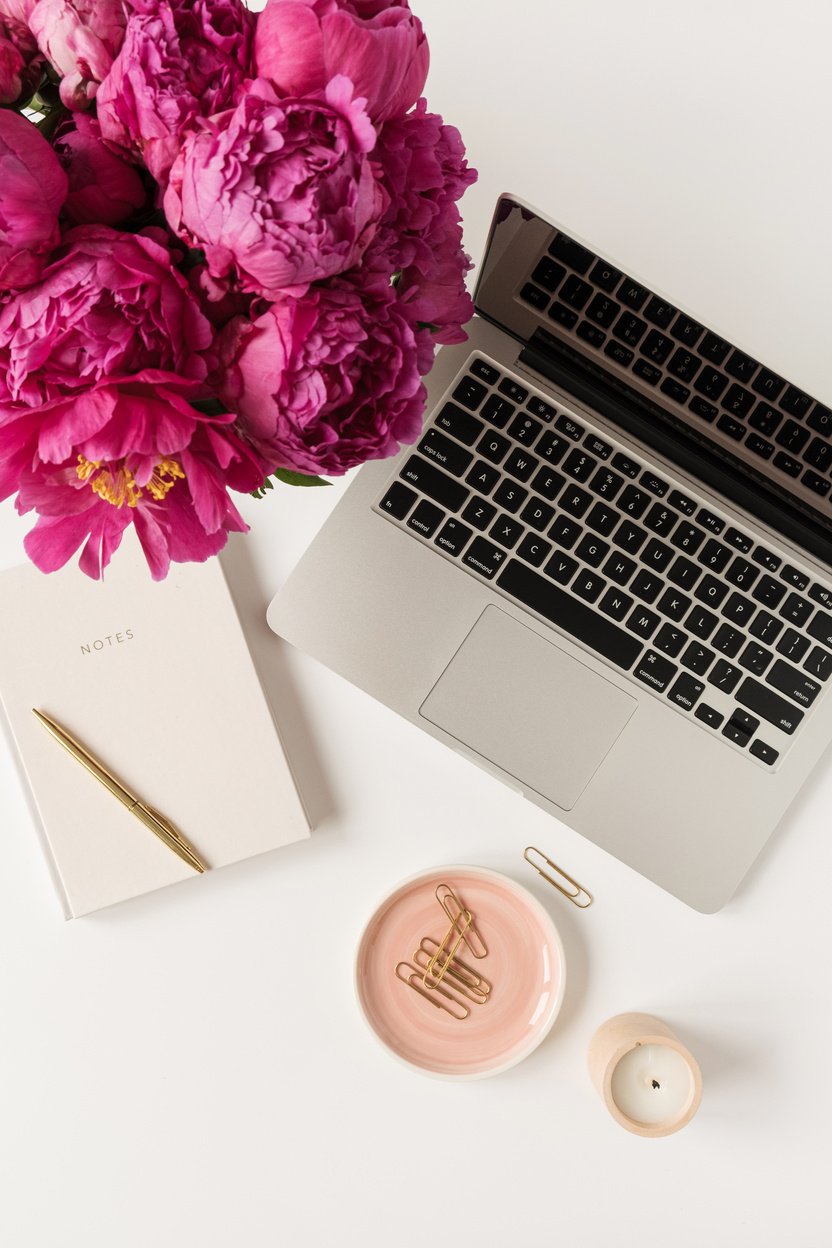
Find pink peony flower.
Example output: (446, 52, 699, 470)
(0, 372, 266, 579)
(0, 111, 67, 290)
(0, 0, 37, 23)
(54, 115, 147, 225)
(0, 224, 213, 406)
(367, 100, 476, 347)
(165, 76, 383, 299)
(28, 0, 126, 110)
(0, 12, 43, 103)
(96, 0, 255, 183)
(255, 0, 428, 123)
(216, 274, 425, 476)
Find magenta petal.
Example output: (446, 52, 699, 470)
(132, 506, 171, 581)
(23, 510, 94, 573)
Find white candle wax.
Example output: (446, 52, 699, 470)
(610, 1043, 696, 1126)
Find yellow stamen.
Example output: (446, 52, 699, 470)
(75, 454, 185, 509)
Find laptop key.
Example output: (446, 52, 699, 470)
(560, 486, 592, 518)
(504, 448, 539, 482)
(725, 350, 758, 383)
(722, 711, 758, 748)
(481, 394, 514, 428)
(379, 482, 417, 520)
(725, 557, 758, 592)
(777, 628, 810, 662)
(549, 515, 582, 549)
(471, 359, 501, 385)
(611, 452, 640, 478)
(750, 402, 781, 436)
(452, 376, 487, 409)
(590, 468, 624, 500)
(725, 527, 752, 552)
(699, 333, 731, 365)
(717, 415, 745, 441)
(713, 623, 744, 656)
(626, 607, 660, 640)
(520, 497, 555, 532)
(695, 703, 724, 729)
(644, 503, 675, 535)
(555, 415, 584, 441)
(460, 496, 497, 531)
(599, 587, 634, 621)
(520, 284, 548, 310)
(707, 658, 741, 692)
(698, 539, 731, 573)
(530, 467, 566, 501)
(400, 456, 469, 512)
(780, 564, 810, 591)
(694, 367, 728, 402)
(490, 512, 524, 549)
(660, 377, 690, 405)
(753, 574, 786, 608)
(745, 433, 774, 459)
(686, 606, 718, 640)
(641, 474, 670, 497)
(508, 414, 543, 446)
(802, 470, 831, 497)
(407, 499, 444, 538)
(773, 451, 801, 478)
(752, 546, 780, 573)
(634, 651, 677, 693)
(780, 386, 812, 419)
(735, 678, 804, 734)
(497, 560, 642, 669)
(779, 593, 813, 627)
(804, 646, 832, 681)
(671, 314, 704, 347)
(517, 533, 552, 568)
(549, 234, 594, 274)
(549, 302, 578, 329)
(575, 534, 609, 568)
(466, 460, 501, 495)
(590, 259, 622, 291)
(672, 523, 705, 555)
(528, 396, 556, 422)
(695, 574, 728, 609)
(544, 552, 579, 584)
(722, 384, 755, 417)
(613, 520, 648, 554)
(667, 557, 701, 590)
(807, 404, 832, 437)
(643, 538, 673, 573)
(493, 480, 528, 513)
(643, 296, 677, 329)
(809, 583, 832, 610)
(722, 592, 755, 626)
(563, 449, 597, 482)
(654, 623, 687, 658)
(766, 659, 821, 708)
(749, 611, 782, 645)
(560, 274, 593, 310)
(668, 672, 704, 711)
(434, 518, 473, 557)
(586, 501, 618, 536)
(682, 642, 715, 677)
(642, 329, 674, 364)
(435, 402, 484, 446)
(532, 257, 567, 292)
(657, 588, 691, 622)
(604, 341, 634, 368)
(585, 435, 613, 459)
(478, 432, 511, 464)
(752, 368, 784, 400)
(462, 537, 508, 579)
(537, 431, 569, 464)
(613, 312, 647, 347)
(668, 490, 696, 516)
(604, 553, 637, 586)
(633, 360, 661, 386)
(630, 570, 664, 604)
(499, 379, 528, 404)
(585, 293, 620, 328)
(419, 428, 473, 477)
(739, 643, 773, 676)
(749, 739, 778, 765)
(617, 279, 649, 311)
(618, 485, 651, 519)
(689, 396, 718, 423)
(573, 570, 606, 604)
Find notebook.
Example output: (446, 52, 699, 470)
(0, 533, 309, 917)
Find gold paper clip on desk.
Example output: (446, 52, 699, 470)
(32, 709, 207, 874)
(395, 880, 493, 1021)
(524, 846, 592, 908)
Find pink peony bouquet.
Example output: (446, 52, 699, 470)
(0, 0, 476, 579)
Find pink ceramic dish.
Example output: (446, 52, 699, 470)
(355, 865, 566, 1079)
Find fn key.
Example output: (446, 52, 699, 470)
(379, 482, 416, 520)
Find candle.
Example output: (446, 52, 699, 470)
(587, 1013, 703, 1137)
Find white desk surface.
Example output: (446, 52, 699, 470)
(2, 2, 831, 1244)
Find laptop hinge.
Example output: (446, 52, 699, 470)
(519, 330, 832, 571)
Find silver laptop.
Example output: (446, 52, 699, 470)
(267, 195, 832, 912)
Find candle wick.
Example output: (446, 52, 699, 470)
(651, 1080, 661, 1090)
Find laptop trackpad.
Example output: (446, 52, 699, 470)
(420, 606, 637, 811)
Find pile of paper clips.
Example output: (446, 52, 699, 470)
(395, 882, 491, 1021)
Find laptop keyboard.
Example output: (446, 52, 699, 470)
(519, 232, 832, 514)
(375, 354, 832, 769)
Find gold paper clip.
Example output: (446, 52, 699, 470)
(435, 883, 488, 959)
(422, 908, 473, 988)
(414, 938, 491, 1005)
(395, 962, 469, 1021)
(524, 845, 593, 908)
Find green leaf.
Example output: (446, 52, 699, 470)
(251, 469, 331, 498)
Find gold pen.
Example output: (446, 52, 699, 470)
(32, 709, 206, 874)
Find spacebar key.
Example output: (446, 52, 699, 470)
(497, 559, 642, 669)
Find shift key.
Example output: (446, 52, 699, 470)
(735, 678, 804, 735)
(400, 455, 469, 512)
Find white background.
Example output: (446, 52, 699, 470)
(2, 1, 832, 1244)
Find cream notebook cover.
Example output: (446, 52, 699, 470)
(0, 533, 309, 917)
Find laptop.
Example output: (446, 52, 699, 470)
(267, 195, 832, 912)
